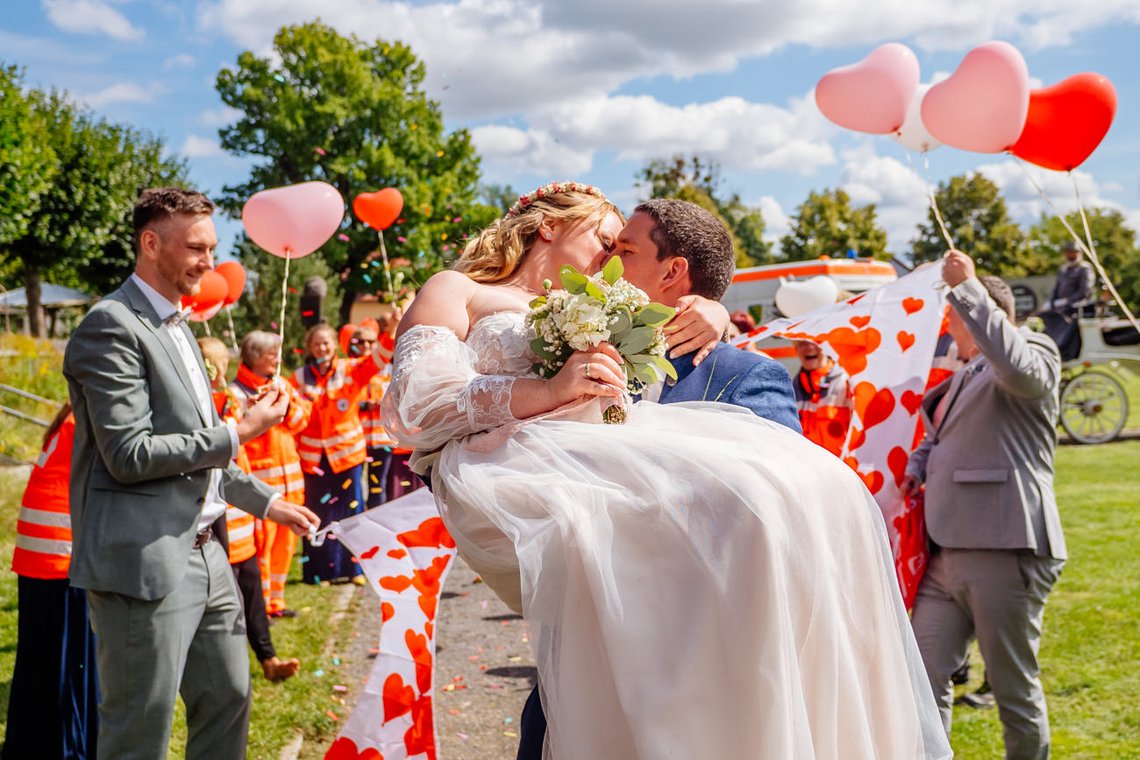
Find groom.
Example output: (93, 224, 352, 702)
(516, 197, 801, 758)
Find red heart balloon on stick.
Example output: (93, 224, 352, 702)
(213, 261, 247, 306)
(1011, 73, 1117, 171)
(181, 269, 227, 314)
(354, 188, 404, 230)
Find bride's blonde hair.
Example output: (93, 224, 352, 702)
(454, 182, 620, 283)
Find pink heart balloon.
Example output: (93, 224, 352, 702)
(815, 43, 920, 134)
(242, 181, 345, 259)
(921, 41, 1029, 154)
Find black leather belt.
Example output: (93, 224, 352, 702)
(193, 526, 213, 549)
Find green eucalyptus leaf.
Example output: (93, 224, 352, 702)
(602, 255, 624, 285)
(619, 325, 656, 355)
(635, 302, 676, 327)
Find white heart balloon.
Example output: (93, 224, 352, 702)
(775, 276, 840, 318)
(894, 83, 942, 153)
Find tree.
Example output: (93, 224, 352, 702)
(911, 173, 1031, 275)
(1029, 207, 1140, 315)
(479, 183, 519, 215)
(3, 88, 186, 336)
(216, 22, 499, 325)
(0, 65, 56, 249)
(639, 155, 773, 267)
(779, 188, 889, 261)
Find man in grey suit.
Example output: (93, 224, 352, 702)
(903, 250, 1065, 760)
(64, 187, 321, 759)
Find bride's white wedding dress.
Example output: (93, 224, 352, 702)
(384, 311, 951, 760)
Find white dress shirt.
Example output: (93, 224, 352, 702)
(130, 274, 239, 532)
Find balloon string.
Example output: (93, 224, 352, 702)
(276, 252, 292, 381)
(202, 319, 212, 337)
(378, 230, 395, 301)
(1071, 172, 1139, 331)
(225, 306, 239, 354)
(928, 186, 956, 253)
(1016, 160, 1138, 332)
(910, 150, 955, 254)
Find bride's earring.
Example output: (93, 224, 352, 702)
(539, 224, 553, 242)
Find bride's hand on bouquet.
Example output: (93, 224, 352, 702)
(666, 296, 730, 366)
(549, 345, 626, 404)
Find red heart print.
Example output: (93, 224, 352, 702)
(897, 331, 916, 351)
(850, 315, 871, 328)
(902, 297, 924, 315)
(901, 390, 922, 415)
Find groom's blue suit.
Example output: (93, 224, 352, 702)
(516, 343, 800, 760)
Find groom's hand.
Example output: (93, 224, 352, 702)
(266, 498, 321, 535)
(237, 384, 290, 444)
(667, 296, 730, 366)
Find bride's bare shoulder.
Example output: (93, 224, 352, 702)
(397, 270, 477, 340)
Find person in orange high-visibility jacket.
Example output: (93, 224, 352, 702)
(792, 340, 854, 458)
(199, 337, 299, 682)
(291, 323, 389, 584)
(5, 402, 100, 759)
(230, 330, 312, 617)
(349, 325, 400, 509)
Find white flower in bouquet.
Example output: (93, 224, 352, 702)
(527, 257, 678, 394)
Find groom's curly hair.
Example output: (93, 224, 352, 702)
(634, 198, 735, 300)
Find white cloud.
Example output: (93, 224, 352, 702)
(42, 0, 145, 42)
(164, 53, 195, 69)
(199, 106, 242, 127)
(197, 0, 1140, 120)
(179, 135, 224, 158)
(79, 82, 155, 108)
(976, 160, 1117, 224)
(839, 150, 932, 253)
(473, 90, 835, 181)
(471, 124, 593, 178)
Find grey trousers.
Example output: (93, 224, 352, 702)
(910, 548, 1063, 760)
(88, 539, 251, 760)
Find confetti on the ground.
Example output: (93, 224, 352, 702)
(333, 684, 348, 692)
(504, 717, 514, 724)
(456, 733, 469, 741)
(504, 731, 517, 738)
(333, 656, 341, 666)
(314, 669, 324, 677)
(480, 600, 488, 609)
(326, 710, 338, 721)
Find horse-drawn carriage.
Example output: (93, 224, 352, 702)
(1048, 314, 1140, 444)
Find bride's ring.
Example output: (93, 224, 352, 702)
(584, 363, 592, 379)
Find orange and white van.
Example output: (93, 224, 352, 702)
(722, 256, 898, 368)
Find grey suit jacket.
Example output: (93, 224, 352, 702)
(64, 278, 277, 600)
(906, 278, 1066, 560)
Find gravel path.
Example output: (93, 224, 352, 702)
(435, 554, 537, 760)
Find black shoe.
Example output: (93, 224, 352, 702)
(270, 608, 299, 619)
(950, 662, 970, 685)
(958, 681, 996, 709)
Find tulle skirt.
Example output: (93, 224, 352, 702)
(432, 400, 950, 760)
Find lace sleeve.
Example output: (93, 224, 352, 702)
(381, 325, 518, 451)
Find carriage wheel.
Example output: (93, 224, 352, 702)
(1060, 371, 1129, 444)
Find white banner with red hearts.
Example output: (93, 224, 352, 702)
(325, 488, 456, 760)
(732, 264, 948, 606)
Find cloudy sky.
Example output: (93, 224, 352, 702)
(4, 0, 1140, 259)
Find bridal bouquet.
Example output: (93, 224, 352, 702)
(527, 258, 677, 421)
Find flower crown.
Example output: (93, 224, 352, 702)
(506, 181, 610, 217)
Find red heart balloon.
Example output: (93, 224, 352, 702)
(1011, 72, 1117, 171)
(213, 261, 246, 306)
(181, 270, 227, 313)
(354, 188, 404, 230)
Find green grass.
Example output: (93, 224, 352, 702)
(947, 440, 1140, 758)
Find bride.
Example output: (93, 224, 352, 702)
(383, 183, 950, 759)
